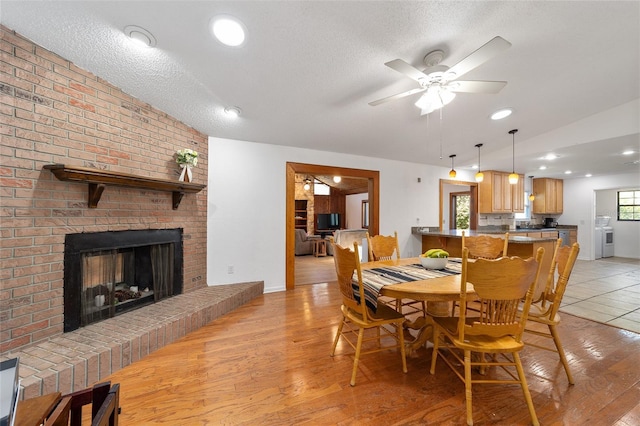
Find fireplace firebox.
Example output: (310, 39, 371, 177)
(64, 229, 183, 332)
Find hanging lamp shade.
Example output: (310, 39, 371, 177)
(508, 129, 519, 184)
(474, 143, 484, 182)
(528, 176, 535, 201)
(449, 154, 457, 178)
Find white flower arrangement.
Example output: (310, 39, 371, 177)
(176, 149, 198, 167)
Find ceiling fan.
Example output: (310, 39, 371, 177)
(369, 36, 511, 115)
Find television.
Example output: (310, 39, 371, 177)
(316, 213, 341, 230)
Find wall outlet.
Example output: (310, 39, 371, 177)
(227, 265, 234, 274)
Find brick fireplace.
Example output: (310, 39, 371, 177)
(63, 229, 184, 332)
(1, 26, 209, 355)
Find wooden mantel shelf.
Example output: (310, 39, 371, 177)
(43, 164, 206, 210)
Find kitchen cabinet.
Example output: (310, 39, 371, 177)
(532, 178, 564, 214)
(478, 171, 525, 214)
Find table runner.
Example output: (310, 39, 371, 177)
(354, 261, 462, 311)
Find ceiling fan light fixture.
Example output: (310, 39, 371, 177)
(449, 154, 457, 178)
(491, 108, 512, 120)
(415, 86, 455, 114)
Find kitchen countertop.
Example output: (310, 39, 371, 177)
(411, 228, 559, 243)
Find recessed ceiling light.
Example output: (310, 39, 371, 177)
(490, 108, 512, 120)
(210, 15, 246, 47)
(544, 153, 558, 160)
(585, 173, 592, 177)
(471, 164, 479, 170)
(224, 106, 241, 118)
(623, 150, 635, 155)
(124, 25, 156, 48)
(564, 170, 572, 174)
(539, 165, 547, 170)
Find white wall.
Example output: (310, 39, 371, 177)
(345, 193, 368, 229)
(207, 137, 457, 292)
(560, 172, 640, 260)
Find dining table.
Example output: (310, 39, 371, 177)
(358, 257, 475, 353)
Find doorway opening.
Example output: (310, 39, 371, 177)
(439, 179, 478, 231)
(450, 192, 471, 230)
(286, 162, 380, 290)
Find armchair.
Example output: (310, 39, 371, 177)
(295, 229, 314, 256)
(326, 229, 368, 258)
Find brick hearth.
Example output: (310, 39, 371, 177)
(11, 281, 263, 399)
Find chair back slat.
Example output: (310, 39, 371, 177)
(367, 231, 400, 261)
(462, 231, 509, 259)
(44, 396, 72, 426)
(332, 242, 368, 319)
(458, 247, 544, 341)
(91, 383, 120, 426)
(546, 243, 580, 321)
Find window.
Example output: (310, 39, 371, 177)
(313, 180, 330, 195)
(618, 190, 640, 221)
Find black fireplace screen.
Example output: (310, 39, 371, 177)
(64, 229, 183, 332)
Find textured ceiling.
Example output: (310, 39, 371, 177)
(2, 1, 639, 179)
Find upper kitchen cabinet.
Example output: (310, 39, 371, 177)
(532, 178, 564, 214)
(478, 171, 525, 214)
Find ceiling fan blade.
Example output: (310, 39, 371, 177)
(449, 80, 507, 94)
(447, 36, 511, 80)
(368, 87, 426, 106)
(384, 59, 428, 82)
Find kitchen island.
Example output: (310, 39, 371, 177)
(411, 228, 558, 297)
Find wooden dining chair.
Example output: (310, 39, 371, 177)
(461, 230, 509, 259)
(430, 247, 545, 426)
(524, 240, 580, 385)
(367, 231, 427, 316)
(452, 231, 510, 315)
(91, 383, 120, 426)
(330, 241, 407, 386)
(44, 395, 72, 426)
(60, 381, 120, 426)
(366, 231, 400, 261)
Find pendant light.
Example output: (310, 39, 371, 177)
(508, 129, 519, 184)
(528, 176, 535, 201)
(449, 154, 457, 178)
(474, 143, 484, 182)
(303, 177, 311, 191)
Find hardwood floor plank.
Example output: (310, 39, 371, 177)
(99, 281, 640, 425)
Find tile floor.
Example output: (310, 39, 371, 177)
(560, 257, 640, 333)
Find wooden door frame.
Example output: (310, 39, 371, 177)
(286, 162, 380, 290)
(439, 179, 478, 231)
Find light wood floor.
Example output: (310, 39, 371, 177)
(101, 278, 640, 424)
(294, 254, 336, 285)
